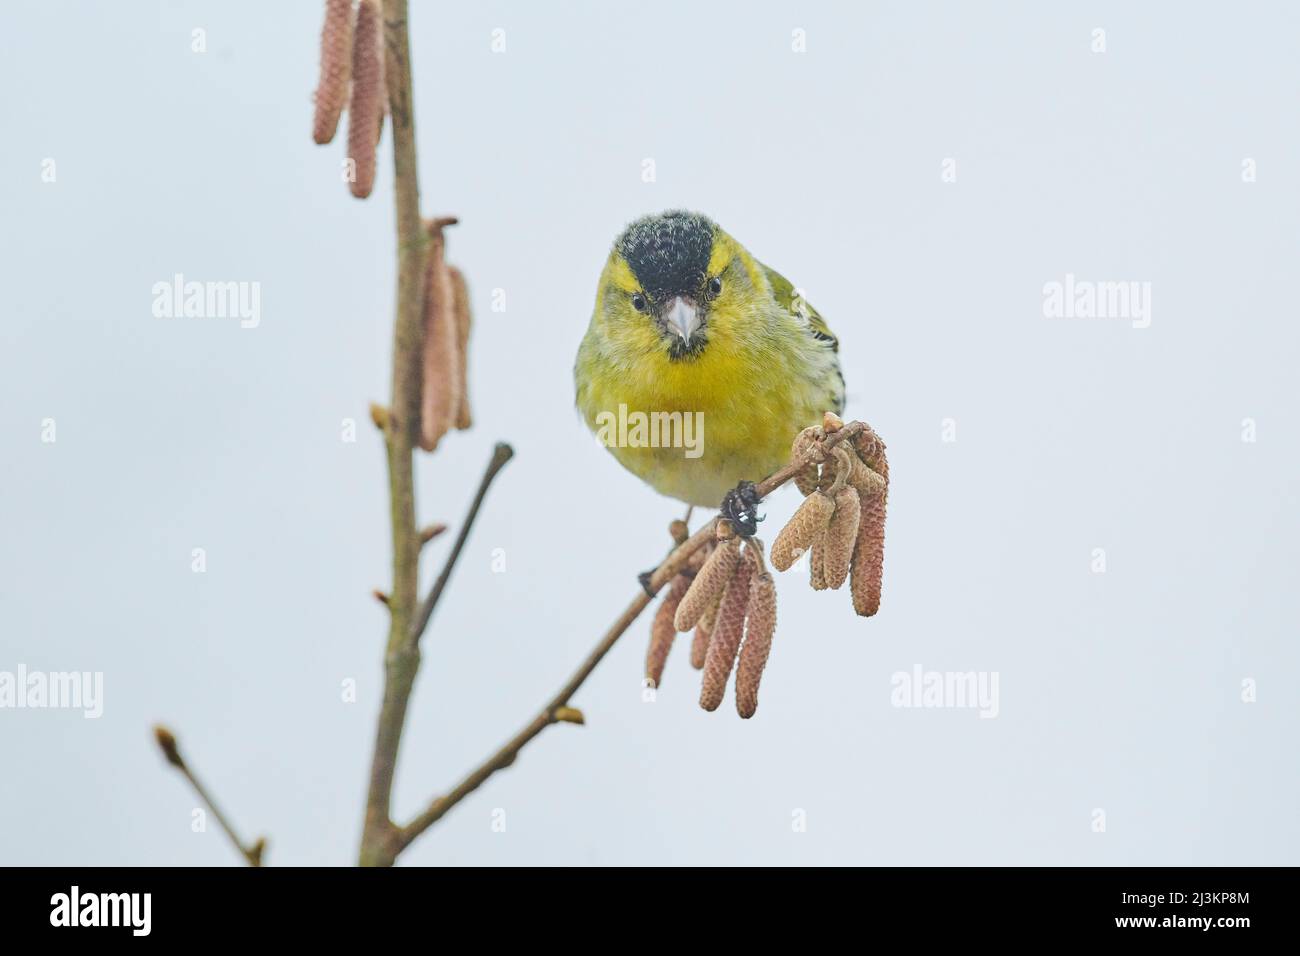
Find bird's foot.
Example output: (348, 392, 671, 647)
(637, 568, 657, 597)
(719, 480, 764, 538)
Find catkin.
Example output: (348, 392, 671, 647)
(346, 0, 383, 198)
(791, 426, 823, 497)
(770, 491, 834, 571)
(646, 574, 690, 688)
(845, 449, 886, 501)
(448, 266, 473, 430)
(810, 535, 829, 590)
(312, 0, 353, 145)
(699, 561, 753, 712)
(687, 540, 711, 572)
(850, 439, 889, 616)
(795, 468, 820, 498)
(674, 536, 741, 632)
(823, 486, 861, 589)
(852, 426, 888, 478)
(690, 594, 720, 669)
(735, 570, 777, 719)
(419, 229, 461, 452)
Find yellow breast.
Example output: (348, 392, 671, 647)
(578, 319, 829, 507)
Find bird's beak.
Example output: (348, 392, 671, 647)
(663, 296, 701, 343)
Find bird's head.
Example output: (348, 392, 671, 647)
(595, 210, 765, 362)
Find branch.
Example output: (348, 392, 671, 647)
(152, 725, 266, 867)
(409, 442, 514, 643)
(359, 0, 429, 867)
(395, 420, 868, 850)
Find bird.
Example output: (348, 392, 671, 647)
(575, 210, 845, 513)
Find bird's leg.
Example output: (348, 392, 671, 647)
(719, 480, 764, 538)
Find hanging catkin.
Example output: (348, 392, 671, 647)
(448, 266, 473, 431)
(419, 227, 461, 452)
(646, 574, 690, 688)
(312, 0, 353, 145)
(674, 535, 741, 632)
(823, 486, 861, 589)
(690, 594, 720, 669)
(346, 0, 383, 198)
(790, 425, 823, 497)
(699, 559, 753, 712)
(735, 567, 777, 719)
(770, 491, 834, 571)
(849, 430, 889, 616)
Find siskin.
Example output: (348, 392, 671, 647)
(575, 210, 845, 508)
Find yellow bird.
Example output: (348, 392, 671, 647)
(575, 210, 844, 512)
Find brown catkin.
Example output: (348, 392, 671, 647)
(735, 570, 777, 719)
(690, 623, 711, 670)
(646, 574, 690, 688)
(770, 491, 835, 571)
(346, 0, 383, 198)
(312, 0, 353, 145)
(851, 492, 887, 615)
(448, 265, 473, 430)
(791, 425, 823, 497)
(690, 594, 720, 669)
(850, 438, 889, 616)
(674, 536, 741, 632)
(687, 539, 711, 572)
(852, 426, 888, 478)
(810, 534, 829, 590)
(846, 448, 886, 501)
(823, 486, 861, 589)
(699, 561, 753, 712)
(418, 229, 461, 452)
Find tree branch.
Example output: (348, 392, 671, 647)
(152, 725, 266, 867)
(409, 442, 514, 643)
(359, 0, 428, 867)
(395, 420, 868, 851)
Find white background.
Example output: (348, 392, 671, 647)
(1, 1, 1296, 865)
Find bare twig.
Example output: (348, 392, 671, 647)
(409, 442, 514, 643)
(152, 725, 266, 867)
(395, 422, 868, 850)
(358, 0, 429, 867)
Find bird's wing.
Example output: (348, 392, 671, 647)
(761, 262, 838, 352)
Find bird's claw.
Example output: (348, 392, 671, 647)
(637, 569, 656, 597)
(720, 480, 764, 538)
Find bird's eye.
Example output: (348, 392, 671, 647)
(631, 293, 648, 313)
(707, 276, 723, 297)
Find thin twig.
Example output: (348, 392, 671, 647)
(409, 442, 514, 643)
(359, 0, 428, 867)
(152, 725, 266, 867)
(396, 421, 867, 850)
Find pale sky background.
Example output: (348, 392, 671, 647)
(2, 1, 1297, 865)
